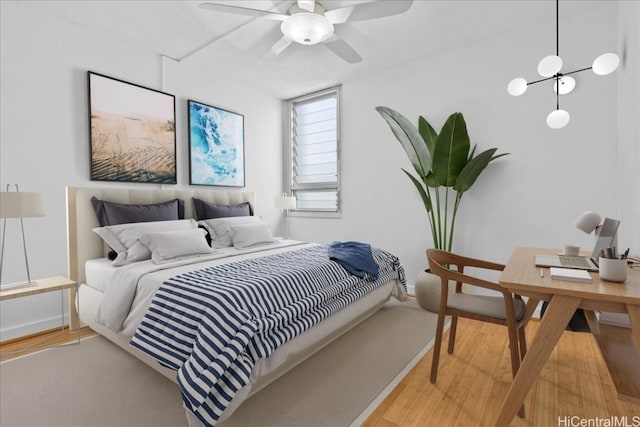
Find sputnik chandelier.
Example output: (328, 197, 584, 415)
(507, 0, 619, 129)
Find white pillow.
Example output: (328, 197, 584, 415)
(198, 216, 261, 248)
(139, 228, 213, 264)
(93, 219, 197, 266)
(230, 222, 277, 249)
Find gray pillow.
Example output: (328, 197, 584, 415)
(192, 198, 253, 220)
(91, 196, 185, 226)
(139, 228, 213, 264)
(93, 219, 198, 266)
(198, 216, 261, 248)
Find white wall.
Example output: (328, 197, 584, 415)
(0, 1, 282, 340)
(617, 2, 640, 256)
(290, 1, 633, 291)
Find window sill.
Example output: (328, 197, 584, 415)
(287, 210, 342, 219)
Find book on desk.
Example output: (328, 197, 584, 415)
(549, 267, 593, 283)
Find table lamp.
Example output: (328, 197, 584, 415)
(574, 211, 601, 234)
(575, 211, 619, 251)
(0, 185, 45, 289)
(273, 194, 296, 239)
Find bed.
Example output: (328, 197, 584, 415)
(66, 186, 407, 426)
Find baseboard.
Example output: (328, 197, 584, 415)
(0, 314, 70, 342)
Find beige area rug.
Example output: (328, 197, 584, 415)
(1, 298, 437, 427)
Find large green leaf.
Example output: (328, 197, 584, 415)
(454, 148, 504, 193)
(432, 112, 470, 187)
(468, 144, 477, 162)
(376, 106, 431, 178)
(424, 172, 439, 188)
(403, 169, 432, 212)
(418, 116, 438, 157)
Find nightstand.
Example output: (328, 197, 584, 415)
(0, 276, 80, 353)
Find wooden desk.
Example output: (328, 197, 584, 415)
(495, 247, 640, 426)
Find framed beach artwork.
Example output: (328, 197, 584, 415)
(88, 71, 177, 184)
(188, 99, 245, 187)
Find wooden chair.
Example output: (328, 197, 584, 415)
(426, 249, 528, 416)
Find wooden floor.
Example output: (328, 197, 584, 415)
(363, 317, 640, 427)
(3, 320, 639, 426)
(0, 326, 96, 362)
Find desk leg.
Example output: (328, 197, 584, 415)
(522, 297, 540, 328)
(495, 294, 581, 427)
(626, 304, 640, 355)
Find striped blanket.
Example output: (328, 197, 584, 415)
(130, 244, 406, 426)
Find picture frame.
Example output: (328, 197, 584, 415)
(188, 99, 245, 187)
(88, 71, 177, 184)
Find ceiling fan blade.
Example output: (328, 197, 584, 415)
(270, 0, 296, 14)
(324, 35, 362, 64)
(271, 36, 294, 55)
(199, 2, 288, 21)
(297, 0, 315, 12)
(325, 0, 414, 25)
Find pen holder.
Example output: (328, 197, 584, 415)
(598, 257, 627, 282)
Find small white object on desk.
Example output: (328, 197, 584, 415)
(598, 257, 627, 282)
(549, 267, 593, 283)
(561, 244, 580, 256)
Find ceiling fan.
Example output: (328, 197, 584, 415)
(199, 0, 414, 63)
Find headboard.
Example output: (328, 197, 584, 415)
(66, 186, 256, 285)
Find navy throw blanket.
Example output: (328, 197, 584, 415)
(328, 241, 379, 279)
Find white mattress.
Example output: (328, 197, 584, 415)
(85, 258, 117, 292)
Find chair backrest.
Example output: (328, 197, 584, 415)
(427, 248, 508, 296)
(427, 248, 461, 287)
(427, 249, 451, 275)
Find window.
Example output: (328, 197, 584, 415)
(284, 86, 340, 214)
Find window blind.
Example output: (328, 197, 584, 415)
(288, 88, 340, 212)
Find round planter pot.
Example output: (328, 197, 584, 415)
(414, 269, 442, 312)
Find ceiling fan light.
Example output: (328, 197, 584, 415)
(592, 53, 619, 75)
(537, 55, 563, 77)
(546, 109, 570, 129)
(281, 13, 334, 45)
(553, 76, 576, 95)
(507, 77, 528, 96)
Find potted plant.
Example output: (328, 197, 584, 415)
(375, 106, 508, 311)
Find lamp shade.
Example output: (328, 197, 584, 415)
(281, 13, 334, 45)
(507, 78, 528, 96)
(574, 211, 601, 234)
(537, 55, 563, 77)
(0, 192, 44, 218)
(553, 76, 576, 95)
(274, 195, 296, 210)
(592, 53, 619, 76)
(546, 109, 570, 129)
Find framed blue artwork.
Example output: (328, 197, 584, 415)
(88, 71, 176, 184)
(188, 100, 245, 187)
